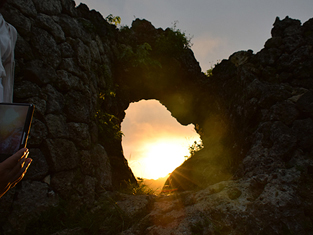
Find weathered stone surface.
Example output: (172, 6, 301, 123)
(67, 122, 91, 149)
(55, 71, 83, 92)
(2, 181, 59, 234)
(79, 145, 112, 192)
(89, 39, 102, 63)
(0, 1, 312, 234)
(44, 138, 79, 171)
(28, 118, 48, 145)
(51, 171, 97, 208)
(0, 4, 32, 37)
(43, 84, 65, 114)
(92, 144, 112, 191)
(31, 27, 61, 68)
(0, 1, 121, 234)
(13, 80, 41, 99)
(14, 34, 34, 60)
(50, 170, 76, 198)
(75, 38, 91, 71)
(32, 0, 62, 15)
(9, 0, 37, 17)
(265, 100, 300, 125)
(35, 13, 65, 43)
(54, 14, 92, 43)
(59, 58, 82, 76)
(296, 90, 313, 118)
(51, 228, 85, 235)
(292, 118, 313, 151)
(23, 59, 57, 85)
(26, 96, 47, 117)
(60, 0, 77, 17)
(116, 194, 153, 218)
(59, 42, 74, 58)
(45, 114, 68, 138)
(24, 148, 49, 180)
(64, 90, 91, 123)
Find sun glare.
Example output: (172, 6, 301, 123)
(121, 99, 201, 180)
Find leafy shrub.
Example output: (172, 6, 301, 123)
(118, 42, 161, 68)
(205, 68, 213, 77)
(95, 91, 123, 144)
(205, 61, 220, 78)
(188, 141, 204, 157)
(120, 178, 155, 195)
(105, 14, 121, 26)
(155, 21, 193, 56)
(184, 141, 204, 161)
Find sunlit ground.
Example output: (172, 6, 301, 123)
(121, 99, 201, 180)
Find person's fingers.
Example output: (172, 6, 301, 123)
(7, 157, 26, 178)
(0, 150, 32, 195)
(17, 148, 29, 161)
(10, 158, 32, 185)
(0, 185, 10, 198)
(12, 148, 28, 160)
(2, 148, 29, 169)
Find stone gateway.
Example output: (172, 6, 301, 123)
(0, 0, 312, 234)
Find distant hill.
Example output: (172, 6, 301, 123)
(142, 176, 169, 194)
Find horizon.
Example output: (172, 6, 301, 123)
(121, 100, 201, 180)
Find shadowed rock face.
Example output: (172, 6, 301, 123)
(0, 0, 313, 233)
(166, 17, 313, 192)
(119, 17, 313, 234)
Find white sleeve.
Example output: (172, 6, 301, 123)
(0, 19, 5, 102)
(2, 23, 17, 103)
(0, 15, 7, 78)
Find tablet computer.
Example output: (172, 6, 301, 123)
(0, 103, 35, 162)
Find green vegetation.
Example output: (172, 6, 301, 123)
(155, 21, 193, 55)
(184, 140, 203, 162)
(205, 61, 221, 78)
(185, 140, 204, 159)
(95, 110, 123, 140)
(24, 196, 132, 235)
(105, 14, 121, 26)
(117, 20, 192, 70)
(120, 177, 155, 195)
(118, 42, 161, 68)
(205, 68, 213, 77)
(95, 91, 123, 144)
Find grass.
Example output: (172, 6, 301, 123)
(25, 194, 135, 235)
(24, 178, 156, 235)
(119, 177, 156, 195)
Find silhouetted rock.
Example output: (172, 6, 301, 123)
(0, 0, 312, 234)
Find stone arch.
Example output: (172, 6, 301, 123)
(114, 19, 244, 190)
(2, 0, 312, 232)
(121, 98, 201, 181)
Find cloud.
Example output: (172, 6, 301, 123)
(191, 34, 227, 69)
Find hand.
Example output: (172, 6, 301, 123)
(0, 148, 32, 198)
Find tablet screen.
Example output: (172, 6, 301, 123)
(0, 104, 30, 155)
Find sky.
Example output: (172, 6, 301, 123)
(78, 0, 313, 179)
(121, 100, 201, 179)
(79, 0, 313, 70)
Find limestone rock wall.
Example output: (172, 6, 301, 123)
(0, 0, 135, 233)
(0, 0, 312, 233)
(167, 16, 313, 191)
(152, 16, 313, 234)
